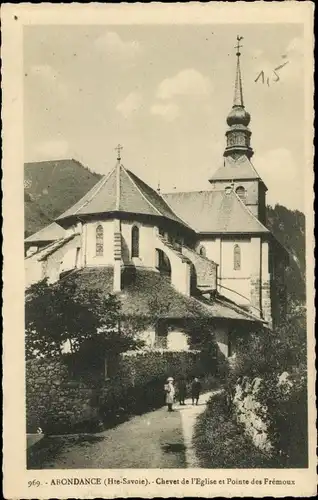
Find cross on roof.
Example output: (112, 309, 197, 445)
(235, 35, 243, 57)
(115, 144, 123, 162)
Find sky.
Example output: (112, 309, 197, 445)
(24, 24, 306, 211)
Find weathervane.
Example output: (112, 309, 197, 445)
(235, 35, 244, 57)
(115, 144, 123, 163)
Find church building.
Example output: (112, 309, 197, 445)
(25, 41, 287, 358)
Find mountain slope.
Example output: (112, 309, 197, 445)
(267, 204, 306, 302)
(24, 159, 101, 237)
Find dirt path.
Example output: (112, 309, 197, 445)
(28, 391, 216, 469)
(179, 391, 219, 467)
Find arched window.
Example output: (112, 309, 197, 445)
(236, 186, 246, 203)
(131, 225, 140, 258)
(234, 244, 241, 270)
(199, 245, 206, 258)
(96, 224, 104, 256)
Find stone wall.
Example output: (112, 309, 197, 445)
(26, 358, 99, 434)
(232, 376, 272, 453)
(26, 349, 215, 434)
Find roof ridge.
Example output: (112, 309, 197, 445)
(67, 165, 116, 217)
(115, 163, 121, 211)
(249, 158, 268, 189)
(160, 193, 194, 229)
(123, 169, 164, 217)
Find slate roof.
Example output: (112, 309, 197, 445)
(209, 155, 267, 188)
(163, 189, 269, 234)
(63, 267, 260, 322)
(56, 164, 190, 230)
(25, 222, 66, 244)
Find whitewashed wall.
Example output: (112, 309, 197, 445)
(84, 220, 114, 266)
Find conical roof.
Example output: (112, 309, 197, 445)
(56, 163, 190, 229)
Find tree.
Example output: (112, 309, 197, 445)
(227, 304, 307, 467)
(25, 279, 144, 360)
(230, 302, 307, 382)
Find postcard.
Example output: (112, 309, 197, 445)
(2, 2, 316, 498)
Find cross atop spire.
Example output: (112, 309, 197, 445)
(235, 35, 243, 57)
(115, 144, 123, 163)
(233, 36, 244, 107)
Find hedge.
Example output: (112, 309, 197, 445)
(98, 349, 219, 426)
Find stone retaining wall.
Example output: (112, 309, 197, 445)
(26, 350, 217, 435)
(232, 376, 272, 453)
(26, 358, 99, 434)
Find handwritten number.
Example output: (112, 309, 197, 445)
(255, 71, 265, 84)
(274, 61, 289, 72)
(255, 60, 289, 86)
(272, 70, 280, 82)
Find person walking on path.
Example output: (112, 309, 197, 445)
(191, 377, 202, 406)
(164, 377, 175, 412)
(177, 377, 187, 406)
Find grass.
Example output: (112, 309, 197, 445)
(193, 393, 279, 468)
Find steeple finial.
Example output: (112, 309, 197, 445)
(235, 35, 243, 57)
(233, 36, 244, 107)
(115, 144, 123, 163)
(223, 36, 253, 160)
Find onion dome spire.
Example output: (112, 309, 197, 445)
(224, 36, 253, 159)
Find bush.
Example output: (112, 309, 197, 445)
(98, 350, 220, 427)
(255, 368, 307, 467)
(193, 393, 277, 468)
(226, 303, 308, 467)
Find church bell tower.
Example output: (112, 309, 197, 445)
(209, 36, 267, 225)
